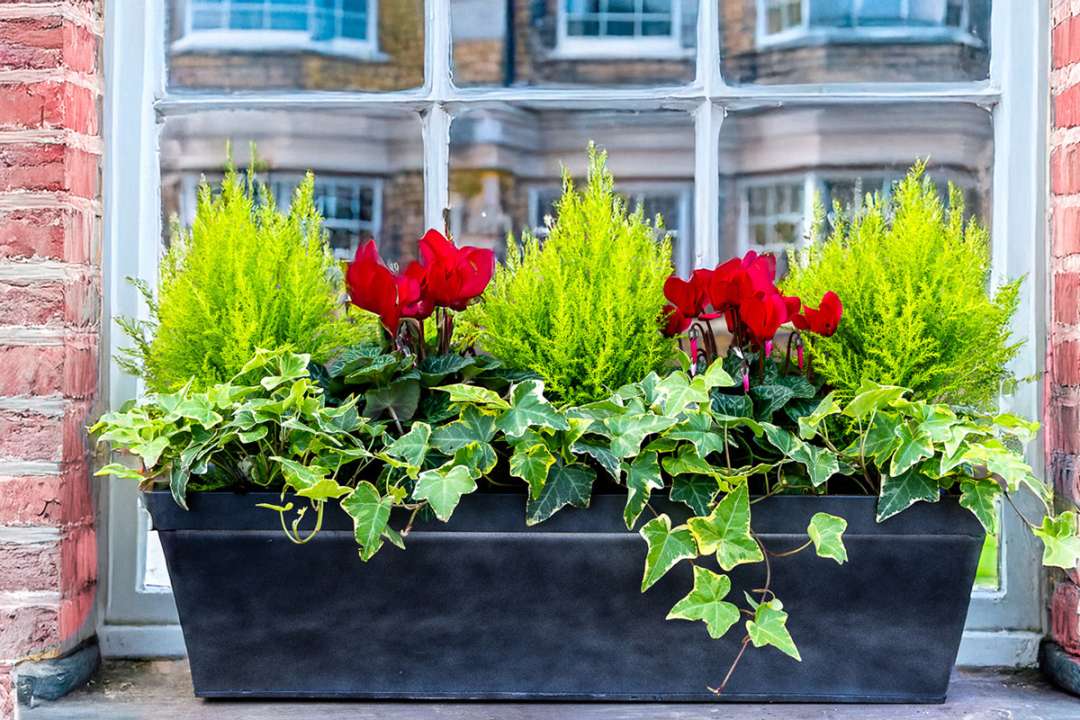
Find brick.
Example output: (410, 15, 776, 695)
(1057, 84, 1080, 129)
(0, 144, 98, 198)
(0, 345, 63, 396)
(0, 468, 91, 528)
(1057, 340, 1080, 386)
(1052, 581, 1080, 656)
(59, 525, 94, 598)
(0, 280, 64, 326)
(1052, 145, 1080, 197)
(1054, 15, 1080, 70)
(0, 207, 96, 264)
(0, 410, 62, 462)
(0, 17, 98, 74)
(1051, 403, 1080, 456)
(1056, 271, 1080, 327)
(0, 540, 59, 593)
(58, 584, 93, 644)
(1052, 204, 1080, 257)
(62, 337, 97, 399)
(0, 604, 59, 660)
(0, 82, 98, 135)
(0, 666, 11, 720)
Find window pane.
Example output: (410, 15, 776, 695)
(159, 109, 422, 266)
(718, 102, 994, 274)
(450, 0, 698, 87)
(720, 0, 991, 84)
(166, 0, 423, 92)
(448, 108, 694, 272)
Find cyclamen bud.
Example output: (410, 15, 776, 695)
(765, 340, 773, 358)
(797, 344, 804, 371)
(742, 370, 750, 393)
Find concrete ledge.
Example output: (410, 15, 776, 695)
(15, 641, 99, 708)
(1041, 640, 1080, 698)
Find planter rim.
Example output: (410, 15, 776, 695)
(144, 489, 984, 538)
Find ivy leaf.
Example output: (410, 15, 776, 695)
(435, 383, 510, 410)
(639, 514, 698, 591)
(131, 436, 170, 469)
(687, 483, 763, 571)
(889, 422, 935, 476)
(605, 413, 679, 458)
(496, 380, 570, 439)
(666, 566, 740, 639)
(699, 360, 736, 389)
(94, 462, 146, 481)
(665, 410, 726, 459)
(572, 438, 621, 481)
(623, 451, 664, 530)
(746, 599, 801, 661)
(342, 481, 394, 561)
(653, 371, 710, 416)
(526, 462, 595, 526)
(762, 424, 838, 487)
(807, 512, 848, 564)
(413, 464, 478, 522)
(1033, 511, 1080, 569)
(858, 412, 902, 465)
(669, 474, 719, 516)
(510, 441, 556, 499)
(959, 478, 1000, 535)
(662, 444, 723, 479)
(451, 441, 497, 480)
(797, 392, 841, 440)
(429, 406, 496, 454)
(877, 467, 940, 521)
(381, 422, 431, 475)
(843, 381, 907, 420)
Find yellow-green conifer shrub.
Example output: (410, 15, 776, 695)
(781, 162, 1021, 407)
(466, 145, 677, 405)
(123, 167, 365, 392)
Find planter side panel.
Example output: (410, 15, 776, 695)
(152, 494, 983, 702)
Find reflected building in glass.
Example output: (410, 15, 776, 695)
(161, 0, 992, 272)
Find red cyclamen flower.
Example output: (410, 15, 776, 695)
(346, 240, 405, 332)
(419, 229, 495, 311)
(793, 291, 843, 337)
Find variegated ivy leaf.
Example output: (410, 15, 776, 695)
(434, 383, 510, 410)
(342, 481, 394, 561)
(666, 566, 740, 639)
(510, 441, 556, 499)
(495, 380, 569, 439)
(665, 410, 726, 459)
(842, 381, 908, 420)
(855, 412, 902, 465)
(761, 424, 838, 487)
(699, 359, 736, 390)
(131, 436, 170, 469)
(992, 413, 1040, 442)
(605, 413, 679, 458)
(452, 441, 497, 480)
(687, 483, 763, 571)
(380, 422, 431, 476)
(797, 392, 841, 440)
(1033, 511, 1080, 569)
(959, 478, 1000, 535)
(662, 444, 723, 479)
(889, 422, 934, 477)
(653, 371, 710, 416)
(413, 464, 478, 522)
(669, 474, 719, 516)
(94, 462, 145, 481)
(525, 462, 595, 526)
(270, 457, 349, 501)
(807, 512, 848, 565)
(965, 440, 1052, 506)
(623, 451, 664, 530)
(746, 598, 801, 661)
(876, 467, 940, 521)
(639, 514, 698, 592)
(429, 406, 496, 454)
(572, 438, 621, 481)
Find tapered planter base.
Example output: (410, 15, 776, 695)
(145, 491, 984, 702)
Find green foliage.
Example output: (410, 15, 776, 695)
(121, 164, 369, 392)
(464, 144, 677, 404)
(782, 162, 1022, 407)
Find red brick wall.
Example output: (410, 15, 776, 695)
(1050, 0, 1080, 671)
(0, 2, 102, 717)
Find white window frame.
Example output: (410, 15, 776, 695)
(555, 0, 692, 60)
(757, 0, 982, 49)
(103, 0, 1049, 665)
(172, 0, 383, 61)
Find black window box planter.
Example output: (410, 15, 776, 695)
(145, 490, 984, 703)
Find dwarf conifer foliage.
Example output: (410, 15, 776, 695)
(466, 145, 677, 405)
(119, 165, 364, 392)
(782, 162, 1021, 407)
